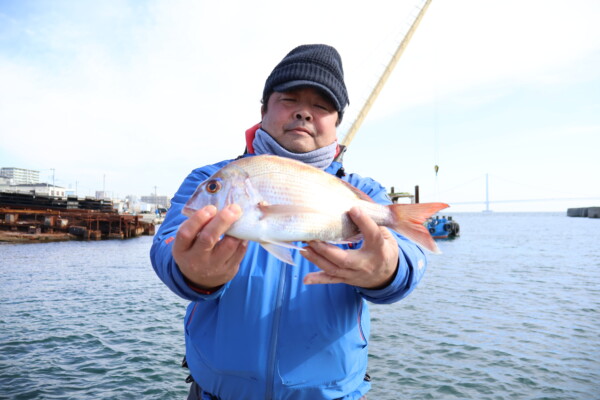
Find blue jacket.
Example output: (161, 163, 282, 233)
(150, 156, 428, 400)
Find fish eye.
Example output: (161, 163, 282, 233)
(205, 179, 222, 194)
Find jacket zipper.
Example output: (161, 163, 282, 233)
(265, 263, 287, 399)
(357, 300, 366, 343)
(186, 302, 198, 329)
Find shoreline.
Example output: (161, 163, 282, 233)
(0, 231, 76, 243)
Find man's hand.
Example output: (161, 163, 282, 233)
(173, 204, 247, 291)
(301, 206, 399, 289)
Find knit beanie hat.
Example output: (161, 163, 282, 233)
(262, 44, 349, 115)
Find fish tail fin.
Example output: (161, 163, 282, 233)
(388, 202, 449, 254)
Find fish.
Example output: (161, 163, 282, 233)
(182, 155, 449, 265)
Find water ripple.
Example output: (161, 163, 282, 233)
(2, 214, 600, 399)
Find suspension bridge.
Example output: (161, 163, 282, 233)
(430, 173, 600, 212)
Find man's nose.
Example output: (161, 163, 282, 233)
(295, 109, 311, 121)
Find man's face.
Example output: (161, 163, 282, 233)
(260, 87, 338, 153)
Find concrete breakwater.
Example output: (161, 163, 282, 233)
(567, 207, 600, 218)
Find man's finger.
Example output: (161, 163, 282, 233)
(192, 204, 243, 250)
(173, 205, 218, 253)
(303, 271, 345, 285)
(213, 235, 246, 260)
(302, 244, 354, 277)
(348, 207, 383, 248)
(201, 204, 242, 238)
(224, 239, 248, 269)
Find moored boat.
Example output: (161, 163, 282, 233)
(426, 215, 460, 239)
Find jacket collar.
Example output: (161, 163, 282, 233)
(243, 124, 345, 177)
(244, 123, 344, 159)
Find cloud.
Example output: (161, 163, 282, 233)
(1, 0, 599, 208)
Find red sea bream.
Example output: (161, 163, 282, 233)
(183, 155, 448, 264)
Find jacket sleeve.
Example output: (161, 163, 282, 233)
(345, 174, 428, 305)
(149, 162, 231, 301)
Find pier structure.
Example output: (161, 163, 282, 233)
(567, 207, 600, 218)
(388, 186, 416, 204)
(0, 192, 154, 242)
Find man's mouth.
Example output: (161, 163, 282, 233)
(285, 123, 314, 136)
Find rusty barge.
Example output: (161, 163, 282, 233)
(0, 192, 155, 243)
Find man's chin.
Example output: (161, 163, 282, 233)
(281, 138, 316, 154)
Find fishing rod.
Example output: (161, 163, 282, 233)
(339, 0, 432, 154)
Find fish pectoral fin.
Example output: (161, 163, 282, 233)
(258, 203, 321, 217)
(260, 241, 305, 266)
(260, 243, 294, 265)
(264, 240, 306, 250)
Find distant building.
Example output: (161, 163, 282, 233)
(141, 194, 170, 209)
(95, 191, 110, 200)
(0, 167, 40, 185)
(0, 183, 66, 197)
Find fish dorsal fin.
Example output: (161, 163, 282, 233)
(338, 180, 375, 203)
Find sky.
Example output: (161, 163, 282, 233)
(1, 0, 599, 212)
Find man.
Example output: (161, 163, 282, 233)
(150, 44, 428, 400)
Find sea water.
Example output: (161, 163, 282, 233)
(1, 212, 598, 399)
